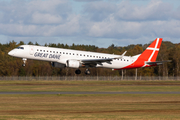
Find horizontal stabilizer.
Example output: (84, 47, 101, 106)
(146, 60, 171, 65)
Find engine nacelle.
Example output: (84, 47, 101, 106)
(51, 62, 66, 68)
(66, 60, 81, 68)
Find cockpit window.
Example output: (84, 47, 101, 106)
(16, 47, 24, 50)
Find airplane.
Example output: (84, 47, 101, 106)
(8, 38, 170, 75)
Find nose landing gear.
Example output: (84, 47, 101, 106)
(22, 58, 27, 67)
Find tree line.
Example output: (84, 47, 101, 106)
(0, 40, 178, 76)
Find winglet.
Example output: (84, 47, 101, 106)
(122, 51, 127, 57)
(114, 51, 127, 59)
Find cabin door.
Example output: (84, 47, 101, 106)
(29, 46, 34, 55)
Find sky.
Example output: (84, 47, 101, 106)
(0, 0, 180, 48)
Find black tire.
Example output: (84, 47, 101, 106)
(75, 69, 81, 74)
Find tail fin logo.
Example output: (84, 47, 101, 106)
(137, 38, 162, 63)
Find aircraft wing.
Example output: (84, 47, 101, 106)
(80, 51, 127, 66)
(146, 60, 171, 65)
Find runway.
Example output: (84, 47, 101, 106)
(0, 91, 180, 95)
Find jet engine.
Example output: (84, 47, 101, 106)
(66, 60, 82, 68)
(51, 62, 66, 68)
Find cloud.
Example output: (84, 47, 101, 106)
(31, 12, 63, 24)
(80, 0, 180, 41)
(0, 14, 81, 37)
(115, 0, 173, 21)
(0, 0, 71, 24)
(83, 1, 116, 21)
(0, 0, 80, 37)
(0, 0, 180, 47)
(82, 0, 173, 22)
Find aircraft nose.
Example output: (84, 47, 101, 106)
(8, 50, 14, 56)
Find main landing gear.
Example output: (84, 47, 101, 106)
(75, 69, 81, 74)
(75, 69, 91, 75)
(22, 58, 27, 67)
(85, 69, 91, 75)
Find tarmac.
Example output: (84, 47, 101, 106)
(0, 91, 180, 94)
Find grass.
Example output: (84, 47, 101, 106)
(0, 80, 180, 92)
(0, 94, 180, 119)
(0, 80, 180, 119)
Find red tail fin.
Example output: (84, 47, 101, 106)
(119, 38, 163, 69)
(138, 38, 162, 62)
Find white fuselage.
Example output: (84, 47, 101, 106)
(8, 38, 164, 74)
(8, 45, 137, 69)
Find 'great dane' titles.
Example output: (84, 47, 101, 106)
(34, 52, 60, 59)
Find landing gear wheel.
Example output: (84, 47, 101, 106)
(75, 69, 81, 74)
(85, 69, 90, 75)
(22, 63, 26, 67)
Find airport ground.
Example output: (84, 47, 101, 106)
(0, 80, 180, 119)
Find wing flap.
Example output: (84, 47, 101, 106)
(81, 58, 112, 64)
